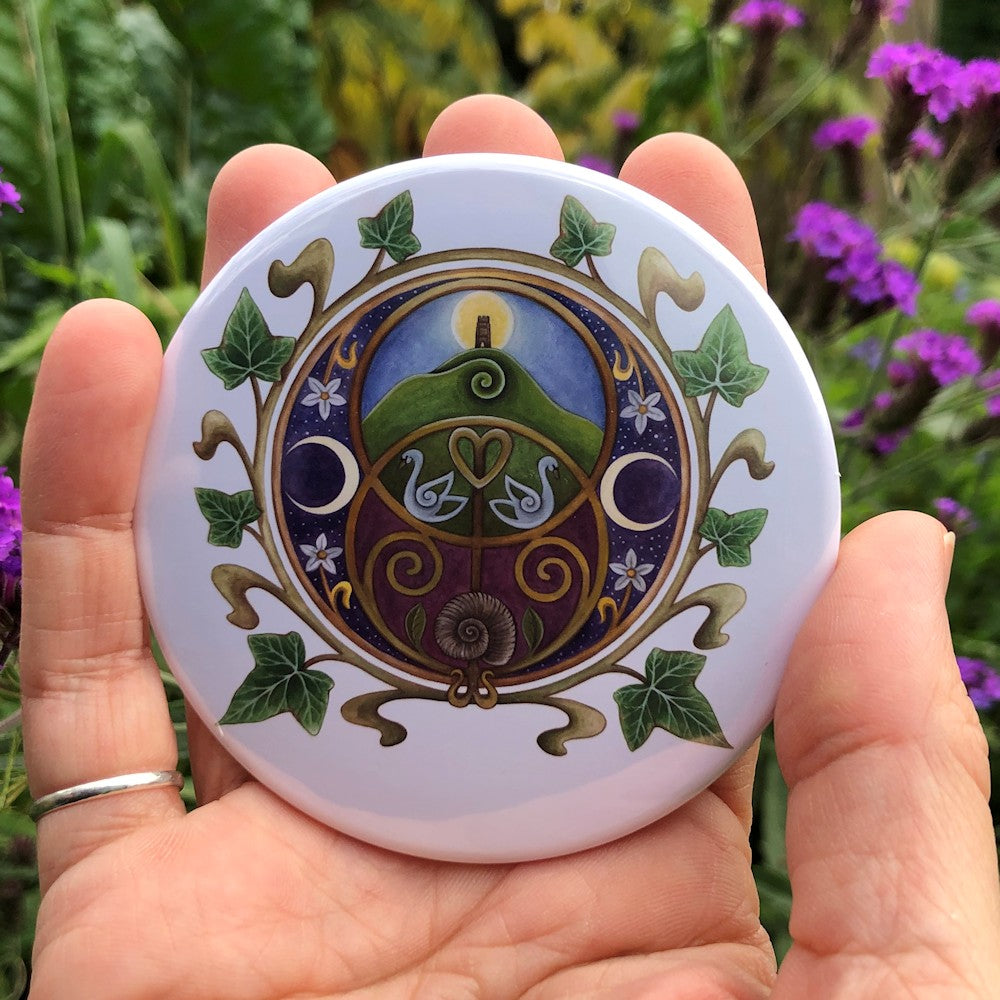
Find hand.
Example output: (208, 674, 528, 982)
(20, 97, 1000, 999)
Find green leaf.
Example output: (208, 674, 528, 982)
(404, 604, 426, 648)
(522, 606, 544, 653)
(201, 288, 295, 390)
(357, 190, 421, 263)
(699, 508, 768, 568)
(219, 632, 333, 736)
(672, 305, 768, 407)
(550, 195, 616, 268)
(194, 487, 260, 548)
(613, 648, 731, 751)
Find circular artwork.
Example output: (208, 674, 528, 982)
(136, 155, 840, 862)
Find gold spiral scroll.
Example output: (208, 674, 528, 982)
(514, 536, 592, 605)
(364, 531, 443, 598)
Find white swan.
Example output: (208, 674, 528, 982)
(489, 456, 559, 530)
(401, 449, 468, 523)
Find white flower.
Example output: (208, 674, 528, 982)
(609, 548, 655, 593)
(302, 376, 346, 420)
(620, 390, 666, 435)
(300, 533, 343, 574)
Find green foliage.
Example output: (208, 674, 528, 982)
(522, 606, 544, 654)
(219, 632, 335, 736)
(202, 289, 295, 390)
(673, 306, 769, 407)
(194, 488, 260, 548)
(549, 196, 616, 269)
(613, 648, 732, 751)
(404, 604, 427, 648)
(699, 507, 768, 568)
(358, 191, 422, 263)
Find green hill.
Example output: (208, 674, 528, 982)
(362, 349, 604, 537)
(362, 349, 603, 470)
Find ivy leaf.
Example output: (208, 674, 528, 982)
(201, 288, 295, 390)
(613, 648, 731, 751)
(672, 305, 768, 407)
(358, 190, 421, 263)
(219, 632, 333, 736)
(405, 604, 427, 649)
(194, 488, 260, 548)
(699, 507, 768, 568)
(522, 606, 544, 654)
(550, 195, 616, 268)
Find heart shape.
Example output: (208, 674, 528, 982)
(448, 427, 512, 489)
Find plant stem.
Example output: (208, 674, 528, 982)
(0, 708, 22, 737)
(707, 28, 732, 150)
(18, 0, 68, 263)
(735, 64, 828, 157)
(1, 725, 20, 808)
(860, 212, 944, 413)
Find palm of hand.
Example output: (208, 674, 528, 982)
(20, 99, 1000, 1000)
(39, 770, 772, 999)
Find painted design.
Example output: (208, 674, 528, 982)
(194, 191, 773, 754)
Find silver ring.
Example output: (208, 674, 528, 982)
(30, 770, 184, 821)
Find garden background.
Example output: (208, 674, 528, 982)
(2, 0, 1000, 994)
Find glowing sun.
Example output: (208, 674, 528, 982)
(451, 291, 514, 349)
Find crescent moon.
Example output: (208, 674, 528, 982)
(600, 452, 678, 532)
(285, 436, 360, 515)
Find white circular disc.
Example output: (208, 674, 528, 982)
(135, 153, 840, 862)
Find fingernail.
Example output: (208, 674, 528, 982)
(943, 530, 956, 587)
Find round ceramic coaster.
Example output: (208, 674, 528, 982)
(136, 153, 840, 862)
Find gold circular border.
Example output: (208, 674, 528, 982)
(271, 266, 691, 686)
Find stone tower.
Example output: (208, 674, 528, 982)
(475, 314, 492, 349)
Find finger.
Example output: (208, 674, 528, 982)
(423, 94, 564, 159)
(20, 299, 181, 891)
(773, 513, 1000, 997)
(191, 144, 337, 804)
(202, 143, 337, 286)
(619, 133, 767, 289)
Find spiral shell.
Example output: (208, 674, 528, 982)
(434, 592, 516, 666)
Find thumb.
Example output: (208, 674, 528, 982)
(772, 512, 1000, 998)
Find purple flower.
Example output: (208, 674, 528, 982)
(873, 429, 910, 454)
(813, 115, 878, 150)
(867, 42, 963, 122)
(980, 369, 1000, 416)
(731, 0, 804, 31)
(967, 299, 1000, 366)
(859, 0, 911, 22)
(967, 299, 1000, 329)
(790, 202, 920, 322)
(0, 168, 22, 216)
(0, 468, 21, 649)
(577, 154, 615, 175)
(848, 337, 883, 369)
(908, 126, 944, 159)
(791, 203, 880, 260)
(933, 497, 977, 534)
(887, 358, 917, 386)
(957, 657, 1000, 710)
(955, 58, 1000, 110)
(841, 407, 866, 429)
(894, 328, 981, 385)
(882, 0, 911, 23)
(612, 110, 639, 134)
